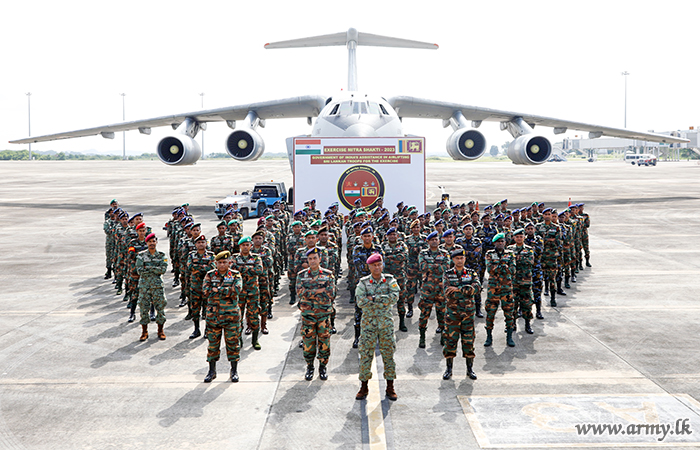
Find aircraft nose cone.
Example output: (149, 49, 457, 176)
(343, 123, 378, 137)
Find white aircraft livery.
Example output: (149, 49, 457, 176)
(10, 28, 688, 166)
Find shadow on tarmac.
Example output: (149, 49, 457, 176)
(156, 382, 232, 427)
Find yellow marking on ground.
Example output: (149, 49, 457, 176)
(367, 352, 387, 450)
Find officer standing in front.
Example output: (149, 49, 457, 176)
(135, 233, 168, 342)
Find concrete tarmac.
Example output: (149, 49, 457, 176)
(0, 159, 699, 450)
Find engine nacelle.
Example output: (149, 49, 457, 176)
(507, 135, 552, 165)
(157, 135, 202, 165)
(446, 128, 487, 161)
(225, 129, 265, 161)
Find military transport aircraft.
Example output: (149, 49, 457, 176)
(10, 28, 688, 166)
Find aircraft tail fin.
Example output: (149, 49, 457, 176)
(265, 28, 437, 92)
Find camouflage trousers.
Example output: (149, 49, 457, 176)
(238, 292, 260, 331)
(206, 313, 242, 362)
(532, 265, 543, 300)
(484, 288, 514, 330)
(358, 323, 396, 381)
(105, 241, 114, 269)
(301, 315, 331, 365)
(513, 284, 533, 320)
(189, 289, 207, 321)
(405, 266, 420, 301)
(562, 246, 573, 275)
(542, 263, 558, 290)
(574, 241, 582, 267)
(443, 310, 476, 359)
(138, 287, 166, 326)
(126, 274, 139, 306)
(418, 289, 445, 330)
(395, 277, 408, 316)
(259, 276, 272, 316)
(582, 235, 590, 258)
(288, 274, 297, 298)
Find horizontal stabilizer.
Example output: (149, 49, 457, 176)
(265, 28, 438, 50)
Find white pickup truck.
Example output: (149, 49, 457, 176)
(215, 181, 292, 220)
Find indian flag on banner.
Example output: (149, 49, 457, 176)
(344, 189, 360, 197)
(295, 139, 322, 155)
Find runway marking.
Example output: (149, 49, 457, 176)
(366, 350, 387, 450)
(460, 393, 700, 448)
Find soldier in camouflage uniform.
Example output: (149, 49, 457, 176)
(135, 233, 168, 341)
(351, 227, 383, 348)
(405, 219, 427, 319)
(114, 211, 130, 295)
(231, 236, 264, 350)
(103, 200, 119, 279)
(417, 231, 450, 348)
(442, 249, 481, 380)
(484, 233, 516, 348)
(286, 221, 305, 305)
(126, 223, 148, 323)
(578, 203, 591, 267)
(202, 251, 243, 383)
(559, 211, 574, 289)
(296, 247, 336, 381)
(355, 253, 400, 402)
(524, 222, 545, 319)
(458, 223, 484, 318)
(476, 213, 498, 284)
(210, 220, 232, 256)
(381, 227, 409, 332)
(507, 229, 535, 334)
(251, 230, 274, 334)
(318, 226, 340, 333)
(537, 208, 562, 307)
(187, 234, 215, 339)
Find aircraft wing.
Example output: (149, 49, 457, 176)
(388, 96, 688, 144)
(10, 95, 327, 144)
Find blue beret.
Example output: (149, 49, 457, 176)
(132, 212, 143, 219)
(434, 219, 444, 226)
(306, 247, 321, 257)
(524, 222, 535, 228)
(386, 227, 397, 235)
(495, 214, 504, 220)
(427, 231, 439, 240)
(396, 201, 404, 208)
(352, 222, 363, 228)
(502, 199, 508, 203)
(512, 208, 520, 214)
(361, 226, 373, 235)
(542, 207, 552, 214)
(379, 213, 388, 221)
(442, 229, 454, 237)
(354, 198, 362, 205)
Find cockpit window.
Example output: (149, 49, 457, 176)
(368, 102, 380, 115)
(379, 103, 389, 115)
(339, 101, 352, 115)
(329, 103, 339, 115)
(352, 102, 368, 114)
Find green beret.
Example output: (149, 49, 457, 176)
(513, 228, 525, 236)
(492, 232, 506, 243)
(227, 219, 240, 226)
(181, 203, 189, 207)
(304, 230, 318, 237)
(110, 199, 118, 204)
(311, 220, 322, 227)
(238, 236, 252, 245)
(290, 220, 302, 227)
(191, 222, 201, 229)
(215, 250, 230, 261)
(265, 215, 275, 220)
(217, 220, 227, 228)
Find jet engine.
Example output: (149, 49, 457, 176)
(506, 135, 552, 165)
(225, 129, 265, 161)
(446, 128, 487, 161)
(157, 135, 202, 165)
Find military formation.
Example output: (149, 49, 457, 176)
(102, 196, 592, 398)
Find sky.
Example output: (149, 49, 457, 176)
(1, 0, 698, 157)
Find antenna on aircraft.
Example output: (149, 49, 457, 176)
(264, 28, 438, 92)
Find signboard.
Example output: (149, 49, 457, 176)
(292, 137, 426, 214)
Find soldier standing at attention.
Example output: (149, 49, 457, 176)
(135, 233, 168, 342)
(202, 251, 243, 383)
(405, 219, 427, 319)
(126, 223, 148, 323)
(417, 231, 451, 348)
(231, 236, 264, 350)
(537, 208, 561, 307)
(210, 220, 232, 256)
(579, 203, 592, 267)
(286, 220, 305, 305)
(381, 227, 409, 332)
(351, 227, 383, 349)
(524, 222, 545, 319)
(442, 249, 481, 380)
(458, 223, 483, 318)
(251, 230, 274, 334)
(355, 254, 400, 401)
(103, 200, 119, 279)
(507, 229, 535, 334)
(187, 234, 215, 339)
(484, 233, 516, 348)
(296, 247, 336, 381)
(476, 213, 498, 284)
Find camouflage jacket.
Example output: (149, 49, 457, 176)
(380, 241, 408, 279)
(352, 243, 383, 280)
(484, 248, 516, 290)
(251, 244, 275, 279)
(524, 234, 544, 267)
(187, 250, 216, 291)
(230, 252, 264, 294)
(418, 247, 451, 287)
(536, 222, 561, 262)
(405, 233, 428, 268)
(135, 250, 168, 289)
(443, 267, 481, 313)
(356, 273, 399, 329)
(507, 244, 535, 285)
(210, 234, 233, 256)
(476, 224, 499, 255)
(457, 236, 482, 271)
(318, 240, 339, 271)
(127, 238, 148, 278)
(296, 267, 336, 318)
(203, 268, 243, 320)
(286, 232, 305, 269)
(294, 246, 330, 275)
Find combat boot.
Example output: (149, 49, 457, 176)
(184, 306, 192, 321)
(535, 300, 544, 319)
(304, 364, 314, 381)
(172, 277, 180, 288)
(571, 272, 577, 283)
(230, 361, 238, 382)
(244, 319, 252, 335)
(525, 319, 534, 334)
(261, 316, 269, 335)
(579, 260, 585, 271)
(128, 311, 136, 323)
(398, 314, 408, 332)
(385, 380, 397, 401)
(116, 286, 123, 296)
(352, 325, 361, 349)
(356, 381, 369, 400)
(204, 361, 216, 383)
(506, 328, 515, 347)
(550, 290, 557, 307)
(252, 330, 261, 350)
(178, 294, 187, 308)
(267, 304, 273, 320)
(418, 327, 426, 348)
(406, 302, 413, 318)
(442, 358, 453, 380)
(330, 314, 337, 334)
(289, 290, 296, 305)
(349, 289, 355, 304)
(484, 328, 493, 347)
(104, 268, 112, 280)
(189, 319, 201, 339)
(138, 324, 149, 341)
(319, 364, 328, 380)
(466, 358, 477, 380)
(157, 323, 166, 340)
(475, 298, 484, 318)
(543, 283, 549, 296)
(586, 257, 591, 267)
(150, 306, 156, 322)
(556, 280, 566, 296)
(564, 276, 571, 289)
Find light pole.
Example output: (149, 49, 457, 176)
(26, 92, 32, 160)
(120, 93, 126, 160)
(199, 92, 205, 159)
(621, 71, 629, 128)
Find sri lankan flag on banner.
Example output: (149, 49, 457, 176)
(397, 139, 423, 154)
(361, 186, 377, 197)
